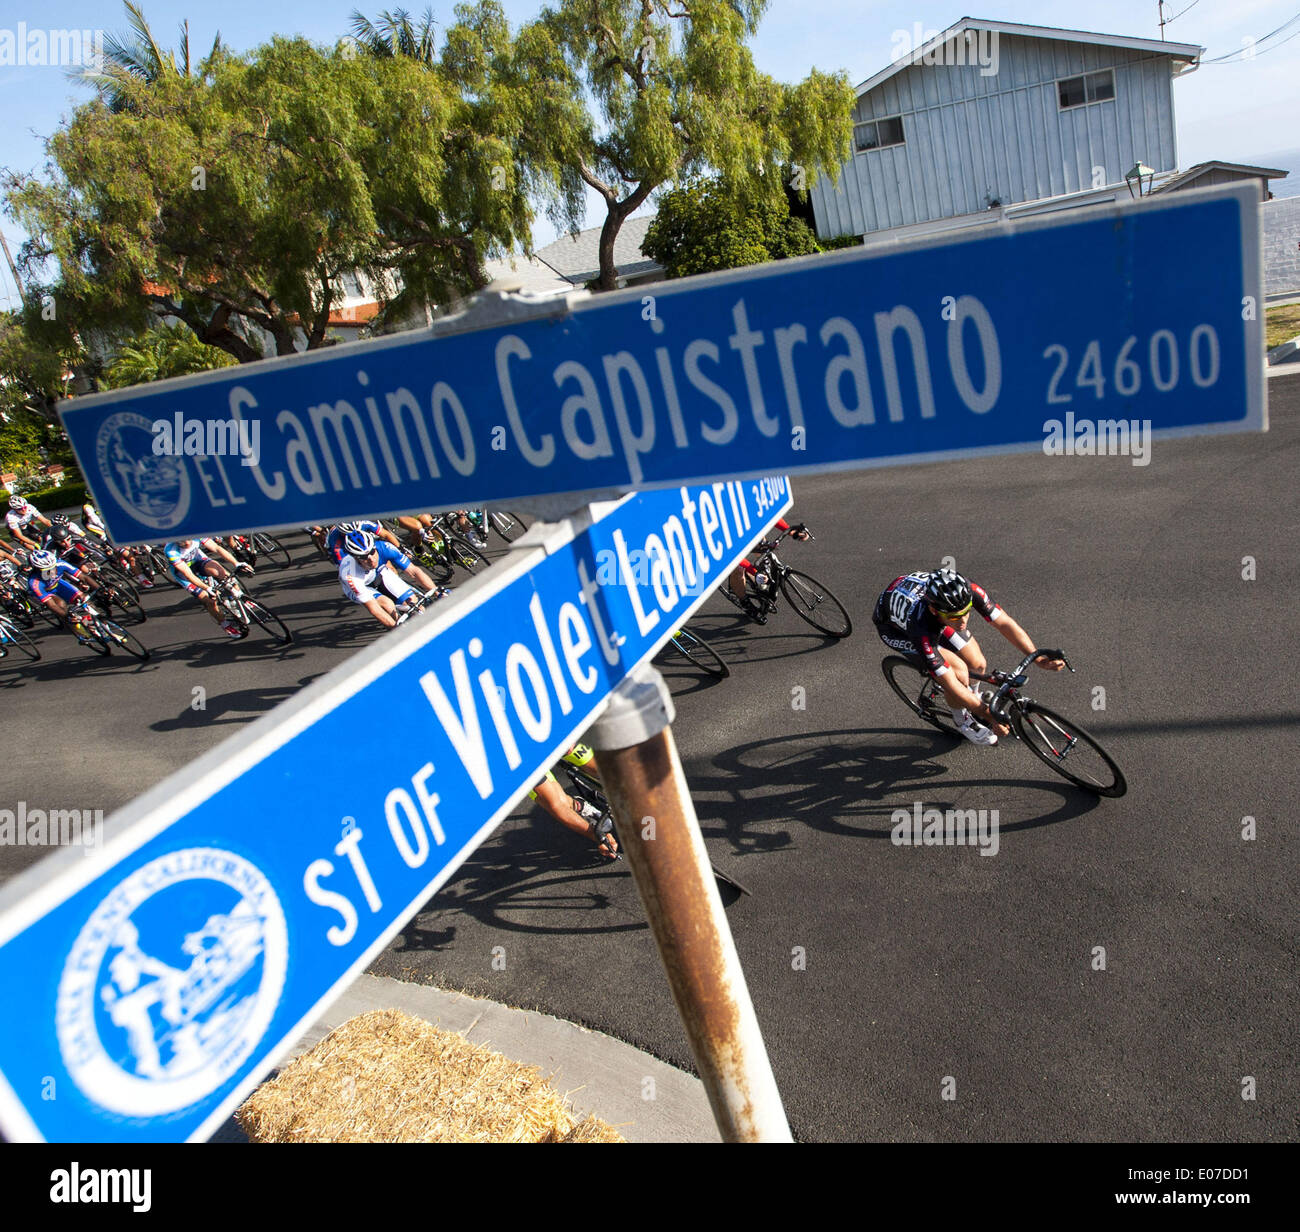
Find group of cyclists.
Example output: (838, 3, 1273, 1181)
(4, 488, 1066, 862)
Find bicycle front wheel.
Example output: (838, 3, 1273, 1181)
(779, 569, 852, 638)
(662, 627, 730, 678)
(253, 532, 292, 569)
(245, 600, 293, 645)
(101, 620, 150, 661)
(1014, 703, 1127, 797)
(0, 621, 40, 662)
(880, 655, 960, 736)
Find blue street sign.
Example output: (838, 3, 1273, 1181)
(0, 478, 792, 1142)
(63, 184, 1264, 546)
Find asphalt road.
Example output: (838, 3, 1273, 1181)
(4, 374, 1297, 1142)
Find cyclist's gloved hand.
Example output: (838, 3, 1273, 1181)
(235, 562, 254, 574)
(791, 523, 811, 540)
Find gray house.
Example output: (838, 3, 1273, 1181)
(812, 18, 1203, 242)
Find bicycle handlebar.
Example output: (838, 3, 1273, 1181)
(983, 650, 1072, 716)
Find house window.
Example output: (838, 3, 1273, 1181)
(854, 115, 905, 152)
(1059, 70, 1115, 110)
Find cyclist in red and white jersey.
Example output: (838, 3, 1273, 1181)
(6, 496, 50, 551)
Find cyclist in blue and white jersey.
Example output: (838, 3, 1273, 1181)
(873, 567, 1063, 746)
(164, 538, 253, 638)
(338, 530, 443, 628)
(324, 520, 404, 565)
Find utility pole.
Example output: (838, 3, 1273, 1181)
(0, 230, 23, 306)
(1158, 0, 1169, 40)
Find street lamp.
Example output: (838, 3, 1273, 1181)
(1125, 163, 1155, 198)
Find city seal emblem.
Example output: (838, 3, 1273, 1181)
(55, 848, 288, 1117)
(94, 410, 191, 532)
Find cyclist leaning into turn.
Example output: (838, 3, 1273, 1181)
(726, 517, 811, 615)
(873, 568, 1064, 746)
(338, 529, 443, 629)
(164, 537, 254, 638)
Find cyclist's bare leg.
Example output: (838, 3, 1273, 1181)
(533, 778, 618, 857)
(363, 594, 399, 628)
(728, 561, 753, 601)
(198, 560, 229, 624)
(934, 646, 1007, 735)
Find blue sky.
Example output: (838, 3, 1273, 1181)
(2, 0, 1298, 309)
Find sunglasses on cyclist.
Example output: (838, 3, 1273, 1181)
(934, 603, 973, 621)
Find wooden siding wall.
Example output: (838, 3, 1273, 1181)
(812, 36, 1180, 238)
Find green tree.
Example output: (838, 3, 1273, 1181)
(503, 0, 853, 290)
(102, 323, 238, 388)
(643, 178, 820, 278)
(7, 33, 544, 361)
(351, 3, 587, 253)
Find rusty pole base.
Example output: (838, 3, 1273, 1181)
(590, 668, 791, 1142)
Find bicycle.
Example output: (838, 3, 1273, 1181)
(66, 600, 150, 661)
(0, 610, 40, 662)
(656, 624, 729, 678)
(429, 513, 492, 576)
(723, 527, 852, 638)
(209, 576, 293, 645)
(881, 649, 1127, 797)
(560, 762, 752, 895)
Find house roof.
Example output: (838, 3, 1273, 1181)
(1153, 161, 1290, 193)
(482, 252, 573, 295)
(531, 215, 661, 285)
(855, 17, 1203, 97)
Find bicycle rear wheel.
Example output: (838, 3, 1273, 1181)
(100, 619, 150, 661)
(103, 588, 146, 625)
(245, 600, 293, 645)
(661, 627, 730, 678)
(76, 622, 111, 656)
(880, 655, 961, 736)
(447, 535, 490, 576)
(1014, 703, 1127, 797)
(0, 620, 40, 661)
(99, 564, 140, 603)
(779, 569, 852, 638)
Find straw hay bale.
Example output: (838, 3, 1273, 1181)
(236, 1009, 625, 1143)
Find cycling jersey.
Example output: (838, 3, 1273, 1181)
(529, 744, 597, 800)
(339, 540, 414, 605)
(326, 521, 382, 564)
(27, 559, 86, 605)
(164, 540, 223, 594)
(873, 572, 1001, 677)
(5, 504, 42, 536)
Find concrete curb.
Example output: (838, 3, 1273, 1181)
(1266, 334, 1300, 366)
(214, 974, 722, 1143)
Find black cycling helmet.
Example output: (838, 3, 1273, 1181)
(926, 568, 972, 616)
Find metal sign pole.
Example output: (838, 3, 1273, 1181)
(588, 665, 793, 1142)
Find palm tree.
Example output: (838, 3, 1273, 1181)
(348, 7, 439, 65)
(80, 2, 224, 112)
(103, 324, 236, 389)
